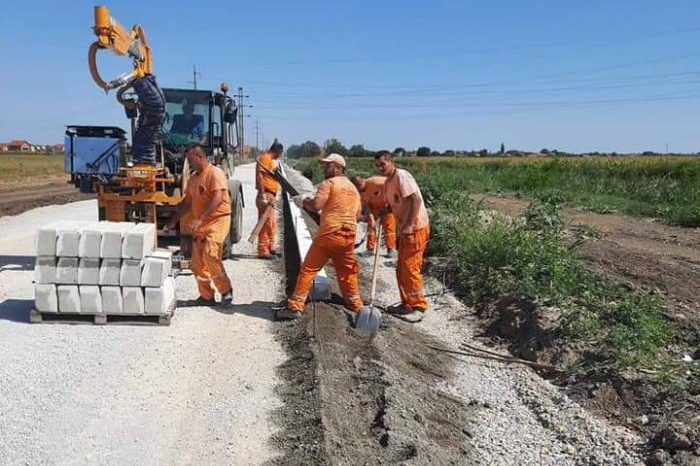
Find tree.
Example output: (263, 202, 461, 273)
(300, 141, 322, 158)
(393, 147, 406, 157)
(443, 150, 456, 157)
(540, 148, 550, 155)
(500, 142, 505, 154)
(286, 144, 302, 159)
(324, 138, 348, 157)
(416, 146, 431, 157)
(348, 144, 367, 158)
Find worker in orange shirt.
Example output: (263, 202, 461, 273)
(350, 175, 397, 258)
(374, 150, 430, 323)
(276, 154, 366, 320)
(255, 139, 284, 259)
(164, 143, 233, 305)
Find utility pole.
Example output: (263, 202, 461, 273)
(235, 87, 252, 152)
(255, 120, 260, 151)
(188, 64, 201, 90)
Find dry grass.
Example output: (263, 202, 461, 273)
(0, 153, 68, 188)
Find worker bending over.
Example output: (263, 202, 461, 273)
(255, 140, 284, 259)
(164, 143, 233, 305)
(374, 150, 430, 323)
(276, 154, 367, 320)
(350, 175, 397, 258)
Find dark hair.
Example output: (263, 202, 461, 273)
(374, 150, 392, 160)
(349, 175, 362, 185)
(269, 138, 284, 154)
(185, 142, 207, 156)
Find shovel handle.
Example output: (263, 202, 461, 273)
(368, 223, 382, 306)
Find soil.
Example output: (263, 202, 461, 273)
(470, 193, 700, 465)
(0, 180, 94, 217)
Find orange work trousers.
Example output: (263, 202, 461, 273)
(192, 216, 232, 300)
(366, 212, 397, 251)
(397, 225, 430, 311)
(288, 229, 363, 312)
(256, 191, 277, 257)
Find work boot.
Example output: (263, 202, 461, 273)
(270, 250, 282, 258)
(386, 303, 410, 315)
(192, 296, 216, 307)
(385, 249, 397, 259)
(359, 249, 375, 257)
(395, 309, 424, 323)
(220, 291, 233, 305)
(275, 307, 302, 321)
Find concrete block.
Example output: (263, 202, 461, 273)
(57, 285, 81, 313)
(141, 249, 172, 287)
(145, 277, 175, 315)
(79, 286, 102, 314)
(35, 221, 66, 256)
(99, 258, 121, 285)
(78, 223, 102, 258)
(101, 286, 123, 314)
(35, 284, 58, 313)
(120, 259, 143, 287)
(122, 223, 156, 259)
(100, 222, 133, 259)
(56, 257, 79, 284)
(78, 258, 101, 285)
(56, 226, 81, 258)
(122, 287, 145, 314)
(34, 256, 57, 284)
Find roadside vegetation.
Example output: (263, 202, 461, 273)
(293, 156, 697, 389)
(0, 152, 66, 185)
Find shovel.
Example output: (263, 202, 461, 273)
(355, 223, 383, 332)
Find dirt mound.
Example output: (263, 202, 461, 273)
(270, 303, 475, 465)
(0, 182, 94, 218)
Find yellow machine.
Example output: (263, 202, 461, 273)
(67, 6, 244, 259)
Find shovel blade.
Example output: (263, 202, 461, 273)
(355, 306, 382, 332)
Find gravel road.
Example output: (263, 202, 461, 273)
(0, 163, 285, 466)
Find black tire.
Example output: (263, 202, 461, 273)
(229, 190, 243, 244)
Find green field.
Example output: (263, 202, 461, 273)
(299, 155, 700, 226)
(294, 156, 696, 385)
(0, 152, 66, 183)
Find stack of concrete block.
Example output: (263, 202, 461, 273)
(34, 221, 175, 317)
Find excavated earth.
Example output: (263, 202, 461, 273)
(0, 181, 94, 218)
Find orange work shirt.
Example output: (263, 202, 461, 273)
(361, 176, 389, 212)
(384, 168, 429, 232)
(313, 176, 361, 237)
(256, 152, 280, 194)
(186, 164, 231, 230)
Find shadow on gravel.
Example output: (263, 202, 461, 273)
(175, 299, 278, 321)
(0, 298, 33, 323)
(214, 300, 278, 321)
(0, 255, 35, 273)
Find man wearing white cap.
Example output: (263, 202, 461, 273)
(276, 153, 366, 320)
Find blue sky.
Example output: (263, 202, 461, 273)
(1, 0, 699, 153)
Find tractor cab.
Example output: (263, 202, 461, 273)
(160, 88, 239, 176)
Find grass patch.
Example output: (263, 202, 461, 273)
(0, 153, 66, 184)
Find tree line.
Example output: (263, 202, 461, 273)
(284, 138, 697, 158)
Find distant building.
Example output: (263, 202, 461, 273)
(0, 143, 8, 152)
(7, 140, 31, 152)
(52, 144, 65, 154)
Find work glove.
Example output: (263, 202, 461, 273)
(292, 195, 308, 209)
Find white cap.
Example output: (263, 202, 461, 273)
(320, 153, 346, 167)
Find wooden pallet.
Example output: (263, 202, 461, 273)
(30, 302, 176, 326)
